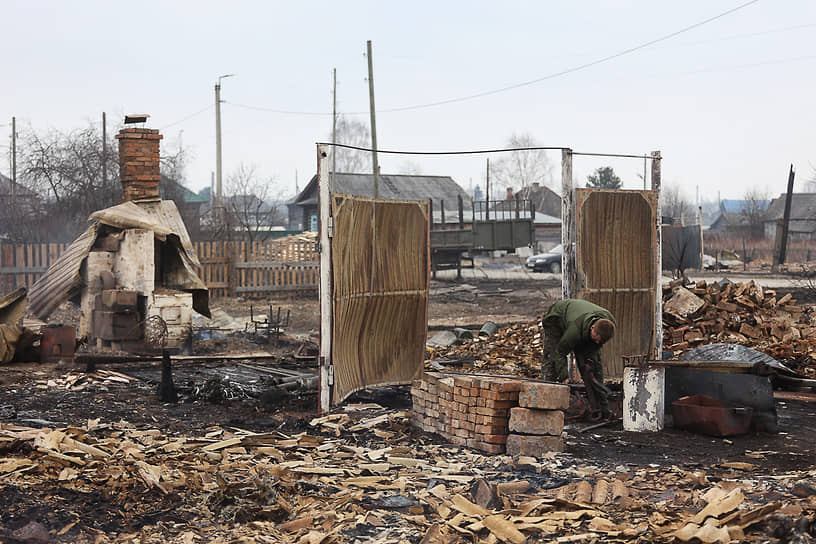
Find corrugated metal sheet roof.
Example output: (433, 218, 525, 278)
(28, 200, 209, 320)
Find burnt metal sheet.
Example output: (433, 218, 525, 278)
(680, 343, 798, 377)
(28, 200, 209, 320)
(330, 194, 429, 405)
(28, 224, 99, 320)
(575, 189, 657, 380)
(0, 287, 27, 325)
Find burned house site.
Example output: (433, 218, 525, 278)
(0, 120, 813, 544)
(3, 5, 816, 542)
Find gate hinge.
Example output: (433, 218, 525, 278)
(328, 364, 334, 386)
(327, 217, 333, 238)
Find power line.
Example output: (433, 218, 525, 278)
(228, 102, 332, 116)
(160, 105, 214, 129)
(651, 21, 816, 50)
(224, 0, 762, 117)
(377, 0, 763, 112)
(320, 142, 565, 156)
(320, 142, 657, 161)
(649, 53, 816, 78)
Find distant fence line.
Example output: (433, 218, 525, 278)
(703, 235, 816, 265)
(0, 236, 319, 298)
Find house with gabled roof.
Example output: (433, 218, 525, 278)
(764, 193, 816, 240)
(288, 172, 471, 232)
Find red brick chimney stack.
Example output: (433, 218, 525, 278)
(115, 127, 163, 201)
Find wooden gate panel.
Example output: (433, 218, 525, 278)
(575, 189, 657, 379)
(330, 195, 429, 405)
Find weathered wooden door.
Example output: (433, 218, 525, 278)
(574, 189, 658, 380)
(328, 194, 429, 405)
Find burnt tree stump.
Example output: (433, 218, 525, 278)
(158, 350, 178, 403)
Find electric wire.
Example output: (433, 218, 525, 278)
(376, 0, 764, 112)
(319, 142, 655, 161)
(160, 105, 214, 129)
(224, 0, 763, 117)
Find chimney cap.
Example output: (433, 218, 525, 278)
(124, 114, 150, 124)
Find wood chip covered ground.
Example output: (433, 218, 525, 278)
(1, 275, 815, 542)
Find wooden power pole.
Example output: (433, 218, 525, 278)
(366, 40, 379, 198)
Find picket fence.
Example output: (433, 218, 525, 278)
(0, 236, 319, 298)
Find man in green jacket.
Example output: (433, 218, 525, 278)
(540, 299, 616, 419)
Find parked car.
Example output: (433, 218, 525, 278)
(525, 244, 562, 273)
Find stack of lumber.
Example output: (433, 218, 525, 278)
(662, 279, 816, 376)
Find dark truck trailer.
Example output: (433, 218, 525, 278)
(429, 198, 535, 278)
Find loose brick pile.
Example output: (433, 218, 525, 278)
(411, 372, 568, 456)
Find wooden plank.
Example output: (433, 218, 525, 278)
(15, 245, 24, 289)
(0, 267, 49, 275)
(234, 261, 319, 269)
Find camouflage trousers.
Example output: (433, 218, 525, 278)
(539, 323, 567, 382)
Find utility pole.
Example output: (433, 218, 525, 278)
(331, 68, 337, 193)
(485, 158, 490, 221)
(215, 74, 235, 214)
(102, 112, 107, 190)
(11, 116, 16, 204)
(366, 40, 379, 198)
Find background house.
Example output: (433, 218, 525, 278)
(708, 198, 770, 239)
(160, 177, 209, 240)
(288, 173, 472, 232)
(764, 193, 816, 240)
(514, 182, 561, 219)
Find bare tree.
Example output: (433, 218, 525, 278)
(223, 164, 280, 243)
(332, 115, 371, 173)
(159, 145, 191, 203)
(13, 122, 120, 241)
(741, 186, 769, 239)
(491, 133, 554, 197)
(662, 183, 692, 222)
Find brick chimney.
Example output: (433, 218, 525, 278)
(115, 127, 163, 201)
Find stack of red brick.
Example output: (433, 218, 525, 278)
(116, 128, 163, 201)
(411, 372, 568, 455)
(507, 382, 569, 455)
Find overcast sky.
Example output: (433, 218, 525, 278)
(2, 0, 815, 203)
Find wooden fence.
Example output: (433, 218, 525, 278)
(0, 236, 319, 299)
(0, 242, 69, 295)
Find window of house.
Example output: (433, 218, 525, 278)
(310, 214, 318, 232)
